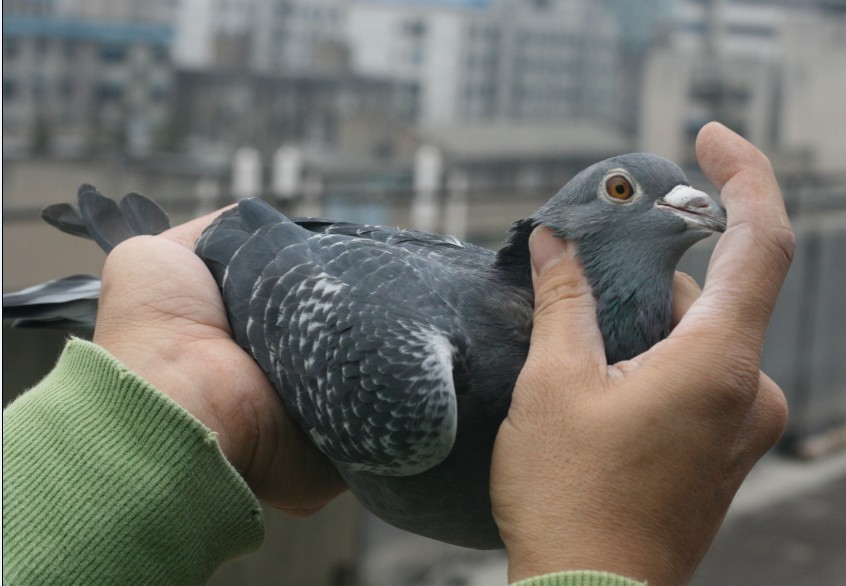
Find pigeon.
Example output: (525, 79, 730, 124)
(3, 154, 726, 549)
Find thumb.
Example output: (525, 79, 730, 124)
(528, 226, 606, 372)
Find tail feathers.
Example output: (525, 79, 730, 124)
(5, 187, 170, 331)
(3, 274, 101, 331)
(41, 202, 91, 240)
(41, 185, 171, 253)
(118, 192, 171, 237)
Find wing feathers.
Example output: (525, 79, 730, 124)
(197, 202, 473, 476)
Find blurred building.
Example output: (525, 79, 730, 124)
(639, 0, 846, 178)
(170, 0, 257, 69)
(777, 12, 846, 177)
(170, 0, 349, 73)
(348, 0, 620, 125)
(2, 14, 174, 157)
(603, 0, 677, 137)
(251, 0, 349, 74)
(52, 0, 178, 23)
(171, 67, 420, 177)
(419, 121, 630, 193)
(168, 0, 622, 127)
(1, 0, 180, 153)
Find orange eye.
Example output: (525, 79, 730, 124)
(605, 175, 634, 201)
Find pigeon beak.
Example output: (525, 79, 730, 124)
(656, 185, 727, 233)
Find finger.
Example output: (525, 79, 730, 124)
(527, 226, 606, 376)
(673, 123, 795, 364)
(158, 204, 237, 250)
(671, 272, 702, 327)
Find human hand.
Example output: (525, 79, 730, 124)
(93, 210, 346, 515)
(490, 122, 794, 585)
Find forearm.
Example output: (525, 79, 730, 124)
(2, 339, 264, 585)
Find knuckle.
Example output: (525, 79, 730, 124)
(759, 374, 789, 429)
(766, 388, 789, 434)
(769, 224, 796, 267)
(674, 271, 698, 288)
(533, 270, 594, 317)
(673, 271, 702, 298)
(711, 354, 762, 405)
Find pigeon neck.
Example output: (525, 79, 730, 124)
(495, 218, 678, 364)
(578, 235, 678, 363)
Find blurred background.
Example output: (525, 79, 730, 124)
(3, 0, 845, 583)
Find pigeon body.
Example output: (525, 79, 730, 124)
(193, 153, 725, 548)
(3, 153, 726, 549)
(197, 202, 532, 547)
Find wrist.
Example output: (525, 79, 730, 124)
(501, 519, 684, 585)
(506, 544, 648, 585)
(92, 332, 237, 464)
(509, 570, 646, 586)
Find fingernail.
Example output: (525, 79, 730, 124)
(529, 226, 576, 276)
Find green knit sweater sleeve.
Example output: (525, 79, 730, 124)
(2, 339, 264, 585)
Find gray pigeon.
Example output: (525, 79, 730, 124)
(3, 154, 725, 549)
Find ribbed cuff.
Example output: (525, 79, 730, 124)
(3, 338, 264, 585)
(511, 570, 646, 586)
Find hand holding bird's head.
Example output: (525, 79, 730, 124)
(521, 153, 728, 364)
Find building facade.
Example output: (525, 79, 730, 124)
(250, 0, 349, 74)
(639, 0, 846, 177)
(348, 0, 621, 126)
(2, 15, 174, 157)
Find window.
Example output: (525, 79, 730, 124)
(60, 78, 73, 99)
(35, 38, 49, 58)
(403, 19, 427, 38)
(3, 79, 19, 101)
(276, 1, 293, 17)
(97, 81, 125, 101)
(99, 44, 128, 63)
(149, 85, 169, 102)
(3, 39, 20, 58)
(33, 77, 46, 99)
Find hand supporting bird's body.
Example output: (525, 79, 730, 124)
(4, 153, 725, 549)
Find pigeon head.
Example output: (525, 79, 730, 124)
(497, 153, 726, 363)
(533, 153, 726, 252)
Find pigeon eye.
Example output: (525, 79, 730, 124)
(605, 175, 634, 201)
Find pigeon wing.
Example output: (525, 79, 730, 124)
(198, 201, 472, 477)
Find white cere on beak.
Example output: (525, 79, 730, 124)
(663, 185, 713, 210)
(656, 185, 727, 233)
